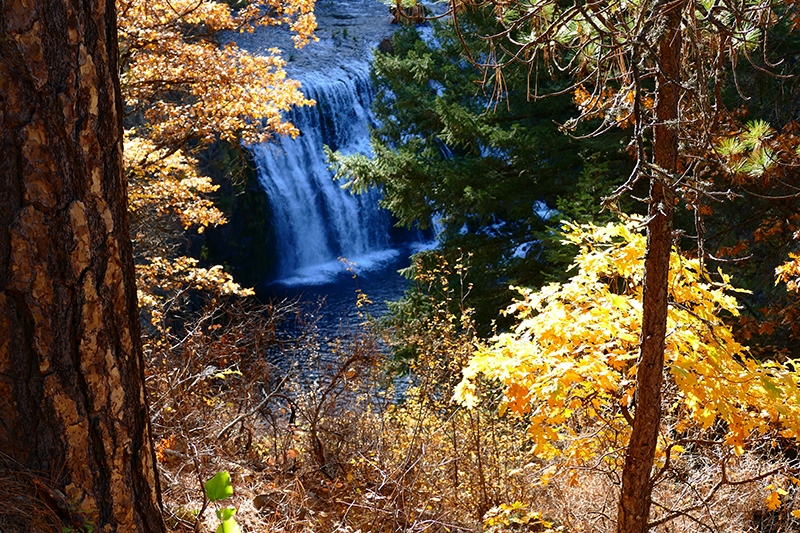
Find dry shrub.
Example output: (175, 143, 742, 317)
(145, 288, 799, 533)
(647, 440, 800, 533)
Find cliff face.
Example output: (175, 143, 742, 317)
(229, 0, 396, 76)
(189, 142, 276, 288)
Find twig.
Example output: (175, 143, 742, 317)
(216, 374, 290, 440)
(649, 459, 795, 528)
(190, 443, 208, 533)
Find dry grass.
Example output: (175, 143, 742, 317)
(0, 454, 77, 533)
(144, 298, 800, 533)
(1, 295, 795, 533)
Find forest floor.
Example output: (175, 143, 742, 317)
(1, 296, 794, 532)
(144, 299, 799, 533)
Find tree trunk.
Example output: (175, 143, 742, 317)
(616, 3, 683, 533)
(0, 0, 166, 531)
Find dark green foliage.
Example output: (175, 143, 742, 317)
(700, 16, 800, 358)
(721, 12, 800, 129)
(539, 151, 641, 281)
(330, 11, 628, 328)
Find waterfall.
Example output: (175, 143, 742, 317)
(252, 66, 398, 285)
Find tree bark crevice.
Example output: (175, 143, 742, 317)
(1, 0, 166, 530)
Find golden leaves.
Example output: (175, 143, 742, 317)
(572, 85, 654, 128)
(766, 484, 789, 511)
(124, 129, 253, 328)
(125, 131, 225, 231)
(776, 250, 800, 294)
(118, 0, 316, 149)
(455, 219, 800, 477)
(137, 256, 254, 328)
(118, 0, 316, 324)
(483, 501, 553, 530)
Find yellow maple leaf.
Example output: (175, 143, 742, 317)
(455, 219, 800, 472)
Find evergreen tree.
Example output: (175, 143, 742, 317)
(330, 11, 629, 326)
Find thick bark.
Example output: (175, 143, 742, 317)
(0, 0, 166, 531)
(616, 3, 683, 533)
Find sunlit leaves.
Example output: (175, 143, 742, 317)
(455, 219, 800, 477)
(777, 252, 800, 293)
(125, 131, 225, 231)
(483, 501, 553, 531)
(124, 130, 252, 325)
(119, 0, 317, 325)
(766, 484, 789, 510)
(776, 225, 800, 294)
(118, 0, 316, 148)
(137, 256, 254, 328)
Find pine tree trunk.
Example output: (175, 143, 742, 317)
(0, 0, 166, 531)
(616, 3, 683, 533)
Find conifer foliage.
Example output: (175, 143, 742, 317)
(330, 15, 628, 326)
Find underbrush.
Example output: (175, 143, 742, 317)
(142, 294, 799, 533)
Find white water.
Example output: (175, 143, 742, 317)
(235, 0, 440, 287)
(252, 66, 400, 285)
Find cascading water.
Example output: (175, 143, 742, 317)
(251, 66, 398, 285)
(228, 0, 436, 295)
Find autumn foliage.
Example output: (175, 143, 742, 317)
(454, 220, 800, 522)
(117, 0, 317, 323)
(140, 248, 800, 533)
(118, 0, 315, 149)
(110, 0, 800, 530)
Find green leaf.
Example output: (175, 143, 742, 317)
(217, 508, 237, 522)
(205, 471, 233, 502)
(216, 518, 241, 533)
(762, 376, 782, 399)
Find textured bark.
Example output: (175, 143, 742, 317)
(616, 3, 683, 533)
(0, 0, 166, 531)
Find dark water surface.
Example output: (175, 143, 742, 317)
(258, 242, 433, 334)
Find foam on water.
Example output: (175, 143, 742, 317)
(251, 66, 404, 285)
(238, 1, 439, 287)
(273, 248, 402, 287)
